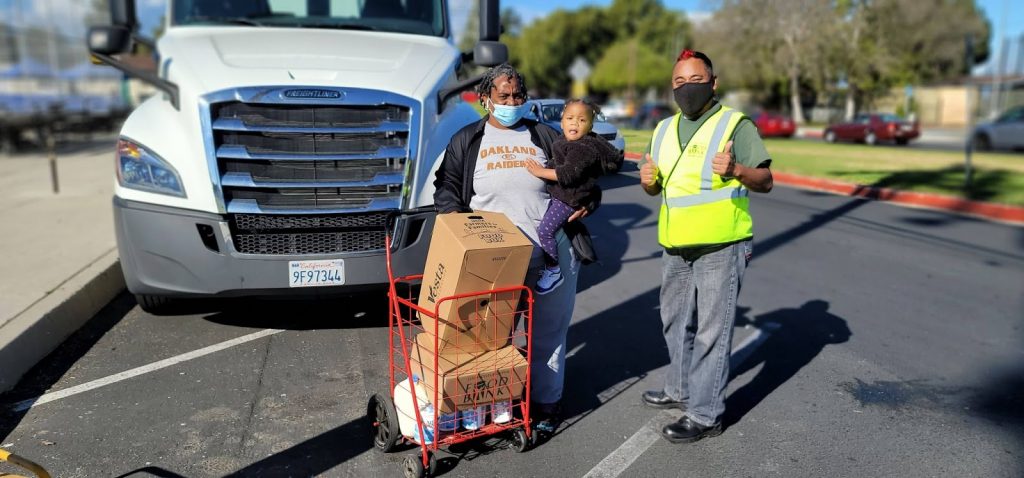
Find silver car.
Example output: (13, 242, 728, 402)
(973, 106, 1024, 151)
(526, 99, 627, 154)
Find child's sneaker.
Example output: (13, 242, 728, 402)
(536, 267, 563, 295)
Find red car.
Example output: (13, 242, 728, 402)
(824, 113, 920, 146)
(752, 112, 796, 138)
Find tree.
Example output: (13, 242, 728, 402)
(696, 0, 989, 121)
(510, 7, 616, 96)
(508, 0, 689, 97)
(590, 38, 675, 93)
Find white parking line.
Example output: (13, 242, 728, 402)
(9, 328, 284, 413)
(582, 409, 682, 478)
(581, 322, 779, 478)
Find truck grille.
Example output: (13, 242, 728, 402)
(229, 212, 388, 255)
(208, 95, 413, 255)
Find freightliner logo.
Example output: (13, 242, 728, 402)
(283, 89, 344, 99)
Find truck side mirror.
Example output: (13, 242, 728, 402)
(87, 26, 133, 56)
(86, 25, 179, 110)
(473, 41, 508, 67)
(111, 0, 139, 30)
(479, 0, 500, 42)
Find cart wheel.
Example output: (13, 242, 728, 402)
(369, 393, 401, 452)
(428, 452, 440, 475)
(402, 453, 426, 478)
(510, 427, 531, 453)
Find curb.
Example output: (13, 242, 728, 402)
(623, 152, 1024, 225)
(0, 249, 125, 392)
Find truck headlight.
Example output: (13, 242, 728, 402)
(116, 138, 186, 197)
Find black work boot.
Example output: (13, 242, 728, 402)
(661, 416, 723, 444)
(641, 390, 686, 411)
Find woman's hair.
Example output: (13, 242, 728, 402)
(564, 98, 602, 120)
(476, 63, 529, 99)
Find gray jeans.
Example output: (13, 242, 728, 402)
(523, 230, 579, 405)
(660, 240, 751, 426)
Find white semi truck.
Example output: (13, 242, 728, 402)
(87, 0, 507, 312)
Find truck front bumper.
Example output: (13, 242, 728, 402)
(113, 197, 434, 298)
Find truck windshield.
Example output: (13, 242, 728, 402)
(172, 0, 446, 37)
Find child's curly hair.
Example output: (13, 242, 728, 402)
(564, 98, 602, 120)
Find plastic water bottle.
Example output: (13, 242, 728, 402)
(394, 375, 436, 444)
(491, 400, 512, 424)
(412, 402, 436, 445)
(459, 405, 488, 430)
(437, 411, 458, 432)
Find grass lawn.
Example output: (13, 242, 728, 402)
(620, 128, 1024, 206)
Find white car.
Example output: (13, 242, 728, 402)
(973, 106, 1024, 151)
(525, 99, 627, 154)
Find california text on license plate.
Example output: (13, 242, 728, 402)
(288, 259, 345, 288)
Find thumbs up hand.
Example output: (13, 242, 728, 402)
(640, 153, 659, 188)
(712, 140, 738, 178)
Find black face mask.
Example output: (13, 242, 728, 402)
(673, 81, 715, 118)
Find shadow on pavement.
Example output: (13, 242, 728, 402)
(200, 291, 393, 331)
(223, 415, 372, 477)
(113, 466, 188, 478)
(724, 300, 851, 428)
(558, 287, 668, 432)
(576, 174, 659, 293)
(0, 293, 136, 442)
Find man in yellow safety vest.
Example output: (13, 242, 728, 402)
(638, 49, 774, 444)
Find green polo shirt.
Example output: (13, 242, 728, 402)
(644, 102, 771, 170)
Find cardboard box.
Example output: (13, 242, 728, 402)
(417, 212, 533, 352)
(408, 333, 529, 414)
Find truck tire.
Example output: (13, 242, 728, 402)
(134, 294, 176, 315)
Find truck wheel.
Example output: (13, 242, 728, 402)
(134, 294, 176, 315)
(895, 138, 908, 146)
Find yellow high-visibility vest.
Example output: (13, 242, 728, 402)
(652, 107, 753, 248)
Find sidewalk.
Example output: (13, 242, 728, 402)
(0, 138, 124, 391)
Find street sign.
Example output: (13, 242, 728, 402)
(569, 56, 591, 81)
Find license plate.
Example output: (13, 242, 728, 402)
(901, 125, 914, 131)
(288, 259, 345, 288)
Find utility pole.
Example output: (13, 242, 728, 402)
(964, 35, 975, 191)
(988, 0, 1008, 118)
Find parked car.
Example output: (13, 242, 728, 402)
(752, 111, 796, 138)
(823, 113, 920, 146)
(633, 102, 676, 130)
(972, 106, 1024, 151)
(599, 99, 630, 122)
(526, 99, 627, 154)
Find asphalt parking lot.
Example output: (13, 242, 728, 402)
(2, 172, 1022, 477)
